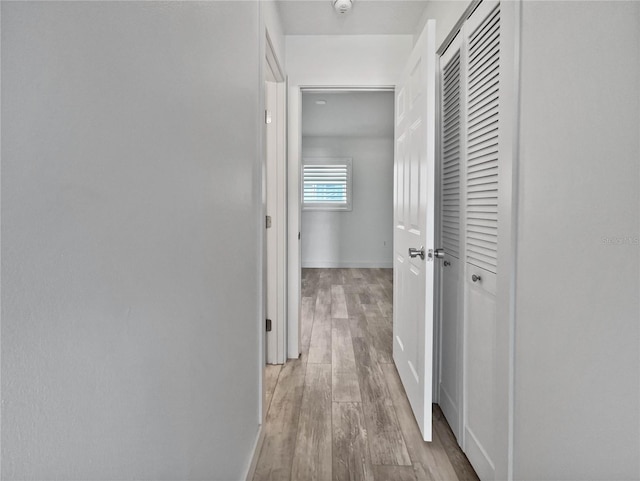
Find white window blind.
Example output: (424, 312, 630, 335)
(466, 4, 500, 274)
(302, 158, 352, 211)
(442, 49, 462, 259)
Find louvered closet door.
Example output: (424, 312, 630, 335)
(463, 2, 500, 480)
(438, 31, 464, 443)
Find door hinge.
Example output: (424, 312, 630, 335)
(266, 215, 272, 229)
(265, 110, 272, 124)
(266, 319, 272, 332)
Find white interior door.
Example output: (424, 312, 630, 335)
(438, 31, 464, 442)
(393, 19, 437, 442)
(463, 2, 501, 479)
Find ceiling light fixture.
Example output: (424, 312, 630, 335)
(333, 0, 353, 15)
(315, 100, 327, 105)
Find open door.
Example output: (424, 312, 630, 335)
(393, 19, 437, 442)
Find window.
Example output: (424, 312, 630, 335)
(302, 158, 352, 211)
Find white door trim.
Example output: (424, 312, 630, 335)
(265, 80, 287, 366)
(265, 32, 287, 366)
(287, 85, 301, 359)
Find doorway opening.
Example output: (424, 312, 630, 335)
(286, 18, 440, 446)
(300, 90, 395, 271)
(297, 88, 396, 387)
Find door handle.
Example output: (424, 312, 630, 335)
(472, 274, 482, 283)
(408, 246, 425, 260)
(443, 260, 451, 267)
(434, 248, 445, 259)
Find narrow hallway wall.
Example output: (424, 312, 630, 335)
(2, 2, 262, 479)
(513, 2, 640, 479)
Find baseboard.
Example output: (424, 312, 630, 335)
(243, 424, 264, 481)
(301, 261, 393, 268)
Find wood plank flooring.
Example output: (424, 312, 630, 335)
(253, 268, 478, 481)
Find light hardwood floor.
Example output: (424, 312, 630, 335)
(253, 268, 478, 481)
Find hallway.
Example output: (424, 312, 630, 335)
(253, 268, 478, 481)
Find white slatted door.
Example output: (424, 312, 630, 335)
(466, 2, 500, 274)
(438, 32, 464, 442)
(463, 2, 500, 480)
(393, 19, 437, 442)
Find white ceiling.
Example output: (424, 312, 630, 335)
(276, 0, 430, 35)
(302, 91, 395, 137)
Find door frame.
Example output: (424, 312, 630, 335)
(288, 81, 444, 437)
(287, 84, 444, 428)
(265, 33, 287, 367)
(287, 85, 396, 360)
(261, 31, 287, 430)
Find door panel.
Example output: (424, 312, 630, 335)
(463, 2, 500, 479)
(465, 276, 496, 481)
(439, 255, 461, 438)
(438, 31, 464, 443)
(393, 19, 436, 442)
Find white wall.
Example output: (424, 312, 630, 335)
(286, 34, 413, 87)
(262, 0, 286, 71)
(513, 2, 640, 479)
(1, 2, 262, 479)
(301, 136, 394, 268)
(414, 0, 471, 49)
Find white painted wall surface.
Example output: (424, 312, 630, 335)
(2, 2, 262, 479)
(301, 136, 394, 268)
(286, 34, 413, 87)
(513, 2, 640, 479)
(262, 0, 286, 71)
(414, 0, 471, 49)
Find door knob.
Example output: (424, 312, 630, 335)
(443, 260, 451, 267)
(472, 274, 482, 282)
(408, 246, 425, 260)
(434, 248, 445, 259)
